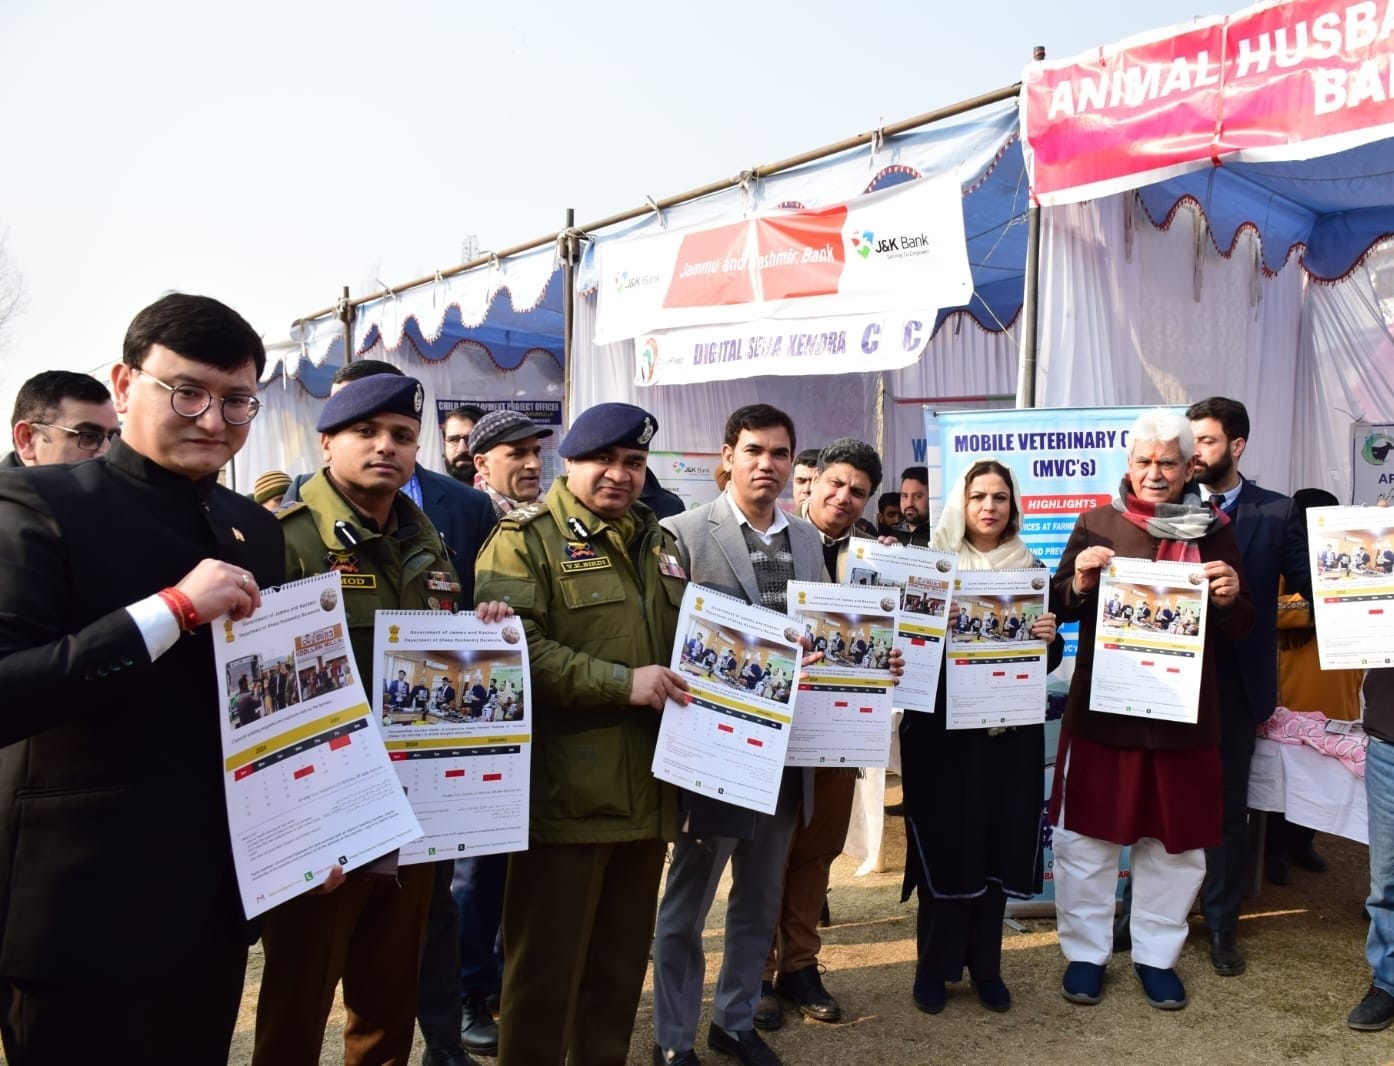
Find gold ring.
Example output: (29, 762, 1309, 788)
(240, 573, 249, 589)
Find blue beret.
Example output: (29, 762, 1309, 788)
(317, 375, 426, 434)
(559, 403, 658, 459)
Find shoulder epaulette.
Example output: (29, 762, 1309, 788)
(274, 501, 308, 521)
(501, 502, 547, 527)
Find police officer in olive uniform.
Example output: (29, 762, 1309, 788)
(474, 402, 690, 1066)
(252, 374, 471, 1066)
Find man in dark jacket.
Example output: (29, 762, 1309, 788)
(0, 293, 283, 1064)
(1189, 397, 1311, 976)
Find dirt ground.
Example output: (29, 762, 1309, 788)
(210, 778, 1394, 1066)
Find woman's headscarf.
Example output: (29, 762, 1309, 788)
(930, 459, 1038, 572)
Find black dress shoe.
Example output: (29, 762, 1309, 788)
(1208, 930, 1247, 976)
(707, 1024, 781, 1066)
(1288, 841, 1329, 873)
(422, 1047, 480, 1066)
(1265, 853, 1293, 886)
(753, 980, 784, 1030)
(653, 1044, 703, 1066)
(461, 994, 500, 1056)
(1348, 985, 1394, 1031)
(774, 964, 842, 1023)
(973, 975, 1011, 1012)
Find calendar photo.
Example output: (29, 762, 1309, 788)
(381, 649, 526, 727)
(677, 618, 799, 705)
(948, 586, 1047, 645)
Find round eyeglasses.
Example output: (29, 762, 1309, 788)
(136, 369, 261, 425)
(29, 423, 120, 452)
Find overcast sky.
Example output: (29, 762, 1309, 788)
(0, 0, 1230, 414)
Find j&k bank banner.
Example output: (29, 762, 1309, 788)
(1022, 0, 1394, 205)
(592, 174, 971, 384)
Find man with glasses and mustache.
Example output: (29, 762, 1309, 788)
(5, 369, 120, 468)
(0, 293, 289, 1065)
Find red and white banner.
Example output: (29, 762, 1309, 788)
(592, 173, 971, 351)
(1022, 0, 1394, 205)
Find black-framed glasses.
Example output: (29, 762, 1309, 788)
(29, 422, 120, 453)
(136, 369, 261, 425)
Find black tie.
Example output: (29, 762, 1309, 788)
(1209, 494, 1226, 512)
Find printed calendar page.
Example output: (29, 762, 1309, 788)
(1090, 557, 1209, 724)
(944, 569, 1049, 729)
(784, 581, 896, 766)
(373, 610, 532, 864)
(843, 539, 958, 713)
(215, 572, 421, 918)
(655, 585, 803, 815)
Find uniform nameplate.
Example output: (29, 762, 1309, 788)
(559, 557, 613, 574)
(340, 574, 378, 589)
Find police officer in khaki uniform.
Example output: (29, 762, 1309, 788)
(474, 402, 689, 1066)
(253, 374, 476, 1066)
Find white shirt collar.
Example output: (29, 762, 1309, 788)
(725, 491, 789, 545)
(1198, 480, 1242, 509)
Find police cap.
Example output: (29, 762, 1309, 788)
(558, 403, 658, 459)
(316, 375, 426, 434)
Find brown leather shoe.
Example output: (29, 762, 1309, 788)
(753, 980, 783, 1030)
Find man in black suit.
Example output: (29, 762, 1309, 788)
(268, 661, 291, 711)
(1189, 397, 1312, 977)
(0, 293, 289, 1064)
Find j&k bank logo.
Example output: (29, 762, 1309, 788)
(613, 270, 660, 296)
(847, 227, 932, 261)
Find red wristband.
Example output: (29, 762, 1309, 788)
(158, 587, 200, 632)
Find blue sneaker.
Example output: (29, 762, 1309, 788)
(1134, 963, 1187, 1010)
(1061, 961, 1105, 1005)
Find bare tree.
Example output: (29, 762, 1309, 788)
(0, 231, 27, 350)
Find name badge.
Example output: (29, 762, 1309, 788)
(340, 573, 378, 590)
(559, 557, 613, 574)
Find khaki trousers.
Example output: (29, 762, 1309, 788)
(253, 863, 435, 1066)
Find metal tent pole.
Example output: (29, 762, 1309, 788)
(1016, 46, 1047, 410)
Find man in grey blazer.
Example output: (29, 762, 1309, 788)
(652, 404, 827, 1066)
